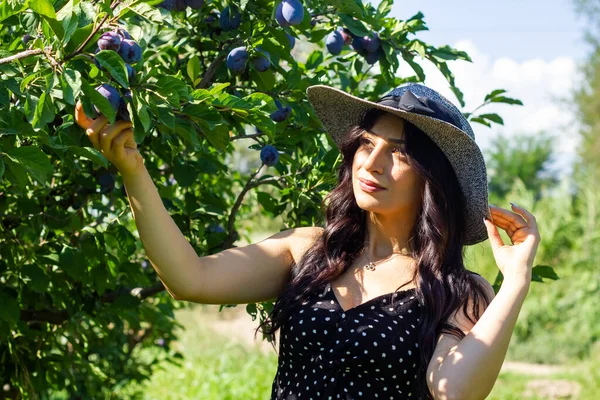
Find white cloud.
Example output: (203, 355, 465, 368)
(387, 39, 584, 179)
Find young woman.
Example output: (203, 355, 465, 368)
(75, 82, 540, 400)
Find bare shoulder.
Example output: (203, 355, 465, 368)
(288, 226, 325, 264)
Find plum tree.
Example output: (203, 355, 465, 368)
(325, 30, 344, 55)
(260, 145, 280, 166)
(0, 3, 521, 399)
(226, 46, 248, 74)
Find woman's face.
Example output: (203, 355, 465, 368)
(352, 112, 424, 216)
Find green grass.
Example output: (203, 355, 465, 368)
(109, 304, 598, 400)
(114, 306, 278, 400)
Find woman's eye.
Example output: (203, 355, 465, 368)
(360, 138, 403, 155)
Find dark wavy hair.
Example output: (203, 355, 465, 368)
(256, 107, 493, 400)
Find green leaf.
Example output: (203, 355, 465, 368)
(0, 292, 19, 327)
(3, 146, 53, 185)
(29, 0, 56, 19)
(69, 146, 109, 169)
(61, 68, 82, 105)
(377, 0, 393, 16)
(330, 0, 364, 18)
(106, 225, 137, 257)
(81, 79, 116, 124)
(187, 55, 201, 85)
(32, 91, 55, 130)
(0, 0, 27, 22)
(208, 82, 231, 95)
(488, 96, 524, 106)
(484, 89, 508, 102)
(257, 191, 278, 213)
(305, 50, 324, 70)
(21, 265, 50, 293)
(95, 50, 129, 89)
(479, 113, 504, 125)
(339, 14, 370, 37)
(532, 265, 560, 282)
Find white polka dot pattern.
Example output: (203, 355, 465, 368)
(270, 282, 423, 399)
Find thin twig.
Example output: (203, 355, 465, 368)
(0, 49, 44, 65)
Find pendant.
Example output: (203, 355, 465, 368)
(364, 262, 377, 271)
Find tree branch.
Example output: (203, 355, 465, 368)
(0, 49, 44, 65)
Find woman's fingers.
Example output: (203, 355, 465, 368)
(483, 218, 504, 249)
(489, 205, 528, 227)
(99, 120, 133, 156)
(510, 203, 539, 232)
(75, 102, 94, 130)
(86, 115, 110, 149)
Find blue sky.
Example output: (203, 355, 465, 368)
(362, 0, 591, 179)
(385, 0, 590, 63)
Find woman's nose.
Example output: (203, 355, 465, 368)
(362, 144, 386, 173)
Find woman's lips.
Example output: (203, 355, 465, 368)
(359, 180, 386, 192)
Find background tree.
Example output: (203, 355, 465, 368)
(0, 0, 533, 398)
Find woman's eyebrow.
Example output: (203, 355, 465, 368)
(363, 131, 405, 144)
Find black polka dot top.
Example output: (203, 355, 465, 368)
(270, 281, 424, 399)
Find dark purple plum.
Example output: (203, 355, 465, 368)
(286, 33, 296, 49)
(94, 84, 121, 116)
(337, 27, 352, 45)
(98, 31, 121, 51)
(220, 6, 241, 31)
(174, 0, 187, 11)
(185, 0, 203, 9)
(125, 64, 136, 82)
(118, 28, 132, 40)
(252, 47, 270, 72)
(260, 145, 279, 166)
(351, 36, 364, 53)
(275, 2, 291, 27)
(118, 90, 132, 122)
(22, 34, 33, 45)
(280, 0, 304, 25)
(325, 30, 344, 55)
(118, 39, 142, 64)
(226, 46, 248, 74)
(365, 49, 379, 65)
(362, 32, 380, 53)
(158, 0, 175, 10)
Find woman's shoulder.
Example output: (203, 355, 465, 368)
(288, 226, 325, 264)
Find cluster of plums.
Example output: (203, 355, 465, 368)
(92, 28, 140, 121)
(325, 27, 381, 65)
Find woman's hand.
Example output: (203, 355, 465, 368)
(483, 203, 541, 285)
(75, 101, 144, 177)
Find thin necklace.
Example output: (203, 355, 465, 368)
(361, 247, 410, 271)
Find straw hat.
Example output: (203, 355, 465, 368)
(306, 83, 491, 245)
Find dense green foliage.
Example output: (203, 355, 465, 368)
(0, 0, 558, 398)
